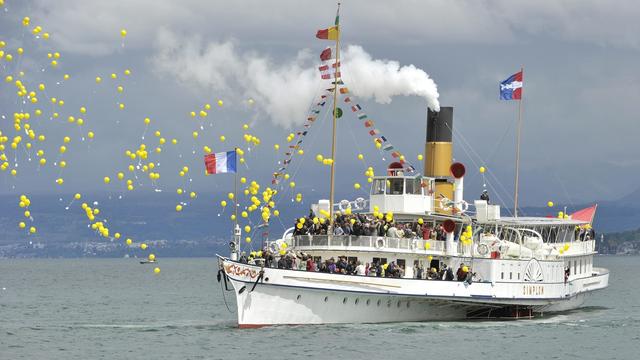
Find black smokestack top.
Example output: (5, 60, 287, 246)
(427, 107, 453, 142)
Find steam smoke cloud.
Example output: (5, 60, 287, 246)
(153, 30, 440, 127)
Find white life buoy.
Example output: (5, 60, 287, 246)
(477, 243, 489, 256)
(338, 199, 350, 212)
(375, 237, 385, 249)
(455, 200, 469, 214)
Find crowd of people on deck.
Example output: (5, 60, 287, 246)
(238, 250, 474, 283)
(292, 210, 448, 241)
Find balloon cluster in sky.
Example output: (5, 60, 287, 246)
(0, 2, 446, 275)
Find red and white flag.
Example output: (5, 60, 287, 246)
(570, 204, 597, 224)
(318, 61, 341, 80)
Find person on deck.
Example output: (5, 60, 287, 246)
(480, 190, 490, 203)
(355, 261, 366, 276)
(444, 265, 455, 281)
(456, 263, 467, 281)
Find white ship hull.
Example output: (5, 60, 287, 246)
(219, 258, 609, 327)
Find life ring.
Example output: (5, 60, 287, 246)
(269, 242, 279, 253)
(455, 200, 469, 214)
(338, 199, 350, 212)
(354, 197, 366, 210)
(439, 197, 453, 211)
(375, 237, 385, 249)
(477, 243, 489, 256)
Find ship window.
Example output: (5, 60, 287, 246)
(397, 259, 406, 271)
(509, 272, 513, 280)
(343, 297, 348, 304)
(405, 177, 423, 195)
(372, 179, 385, 195)
(297, 295, 301, 301)
(373, 257, 387, 265)
(324, 296, 328, 302)
(517, 273, 520, 280)
(386, 178, 404, 195)
(501, 272, 504, 280)
(355, 298, 359, 305)
(366, 299, 371, 306)
(377, 299, 381, 306)
(397, 301, 401, 308)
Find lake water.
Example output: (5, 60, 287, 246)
(1, 256, 638, 359)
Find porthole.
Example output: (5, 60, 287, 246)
(387, 300, 391, 308)
(406, 301, 410, 308)
(296, 295, 301, 301)
(324, 296, 328, 302)
(264, 277, 269, 282)
(366, 299, 371, 306)
(397, 301, 401, 308)
(343, 297, 348, 304)
(355, 298, 359, 305)
(377, 299, 381, 306)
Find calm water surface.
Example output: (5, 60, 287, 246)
(1, 256, 638, 359)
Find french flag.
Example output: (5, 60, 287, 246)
(500, 70, 523, 100)
(204, 150, 237, 174)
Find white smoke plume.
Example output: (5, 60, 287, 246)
(152, 30, 439, 128)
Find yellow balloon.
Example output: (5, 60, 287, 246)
(424, 242, 431, 250)
(103, 176, 111, 184)
(120, 29, 127, 37)
(547, 201, 554, 207)
(245, 237, 251, 243)
(417, 154, 424, 161)
(19, 222, 26, 229)
(140, 243, 148, 250)
(148, 253, 156, 261)
(244, 225, 251, 233)
(228, 192, 234, 200)
(479, 166, 486, 173)
(217, 100, 223, 107)
(220, 200, 227, 207)
(154, 267, 161, 274)
(462, 266, 469, 273)
(219, 135, 226, 142)
(176, 204, 183, 212)
(354, 183, 361, 189)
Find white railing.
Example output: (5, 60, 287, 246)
(290, 235, 446, 254)
(557, 240, 596, 255)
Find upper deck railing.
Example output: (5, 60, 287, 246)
(285, 236, 596, 258)
(289, 235, 446, 254)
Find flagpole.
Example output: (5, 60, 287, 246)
(234, 147, 240, 255)
(328, 2, 341, 233)
(234, 147, 239, 230)
(514, 66, 524, 218)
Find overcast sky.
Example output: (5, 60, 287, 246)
(1, 0, 639, 214)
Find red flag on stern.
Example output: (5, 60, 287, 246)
(570, 204, 597, 224)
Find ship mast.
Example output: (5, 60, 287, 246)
(328, 3, 341, 232)
(513, 66, 524, 218)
